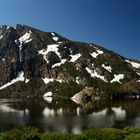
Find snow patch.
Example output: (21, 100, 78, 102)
(53, 37, 59, 41)
(38, 49, 49, 63)
(2, 58, 5, 61)
(52, 59, 66, 68)
(97, 50, 103, 54)
(58, 41, 63, 44)
(125, 60, 140, 68)
(18, 31, 32, 62)
(90, 50, 103, 58)
(57, 79, 63, 83)
(110, 74, 124, 84)
(19, 31, 32, 45)
(42, 78, 54, 84)
(51, 32, 59, 41)
(0, 35, 3, 40)
(137, 72, 140, 76)
(51, 32, 55, 36)
(0, 71, 25, 90)
(90, 51, 102, 58)
(42, 77, 62, 84)
(86, 67, 107, 82)
(15, 39, 18, 44)
(70, 53, 81, 62)
(102, 64, 112, 72)
(25, 78, 30, 83)
(38, 44, 61, 63)
(69, 48, 73, 54)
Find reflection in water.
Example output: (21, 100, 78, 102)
(112, 107, 126, 120)
(0, 99, 29, 131)
(43, 96, 52, 103)
(0, 98, 140, 133)
(85, 107, 126, 128)
(0, 103, 29, 115)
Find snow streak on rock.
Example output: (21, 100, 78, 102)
(70, 53, 81, 62)
(42, 78, 54, 84)
(51, 32, 55, 36)
(38, 44, 60, 63)
(102, 64, 112, 73)
(86, 67, 107, 82)
(125, 60, 140, 68)
(52, 59, 66, 68)
(0, 71, 28, 90)
(51, 32, 59, 41)
(42, 77, 62, 84)
(110, 74, 124, 84)
(137, 72, 140, 76)
(53, 37, 59, 41)
(19, 31, 32, 44)
(18, 31, 32, 62)
(0, 35, 3, 40)
(90, 50, 103, 58)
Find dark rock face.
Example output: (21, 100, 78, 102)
(0, 24, 140, 98)
(0, 26, 19, 86)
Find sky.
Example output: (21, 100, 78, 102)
(0, 0, 140, 60)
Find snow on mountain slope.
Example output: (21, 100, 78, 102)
(90, 50, 103, 58)
(102, 64, 112, 73)
(125, 60, 140, 68)
(52, 59, 66, 68)
(19, 31, 32, 44)
(0, 71, 29, 90)
(70, 53, 82, 62)
(17, 31, 32, 62)
(110, 74, 124, 84)
(38, 44, 60, 63)
(86, 67, 107, 82)
(0, 35, 3, 40)
(0, 24, 140, 97)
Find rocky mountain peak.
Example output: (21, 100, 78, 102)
(0, 24, 140, 99)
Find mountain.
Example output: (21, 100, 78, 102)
(0, 24, 140, 100)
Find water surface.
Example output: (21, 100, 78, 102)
(0, 98, 140, 133)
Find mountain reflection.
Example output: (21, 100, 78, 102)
(0, 98, 140, 132)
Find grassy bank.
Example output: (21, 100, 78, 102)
(1, 126, 140, 140)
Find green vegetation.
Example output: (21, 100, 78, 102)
(1, 126, 140, 140)
(47, 81, 83, 98)
(99, 83, 124, 99)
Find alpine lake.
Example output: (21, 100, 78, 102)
(0, 97, 140, 133)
